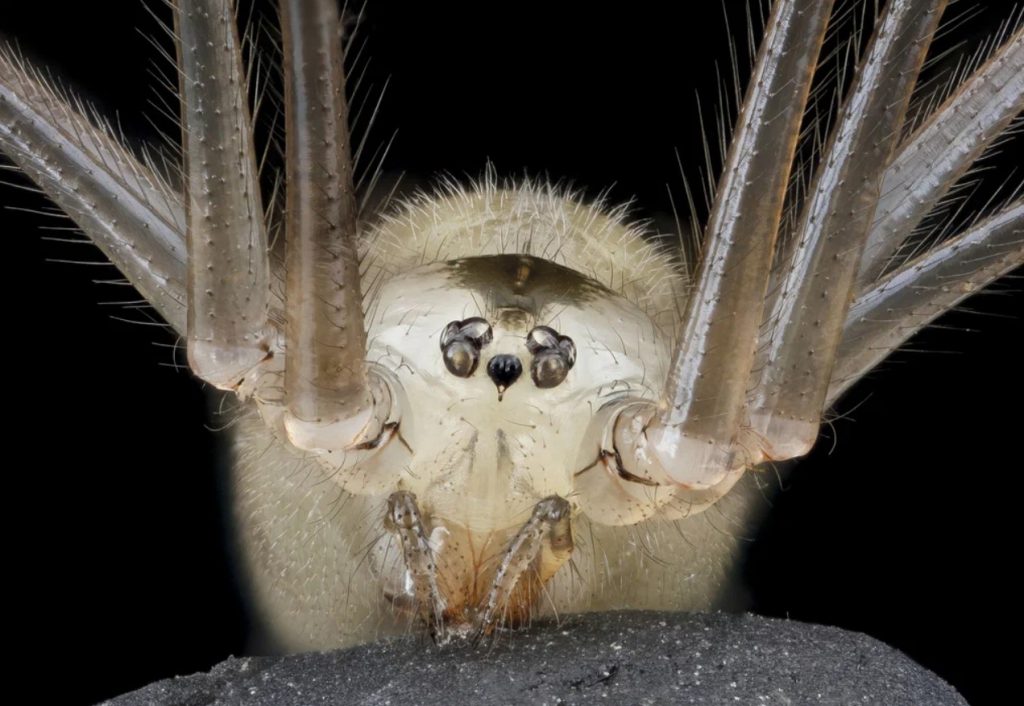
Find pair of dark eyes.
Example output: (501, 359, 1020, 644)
(440, 318, 576, 388)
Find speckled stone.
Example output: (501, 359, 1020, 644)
(105, 611, 966, 705)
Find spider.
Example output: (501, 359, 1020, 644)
(2, 1, 1021, 703)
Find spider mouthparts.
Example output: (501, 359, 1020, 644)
(383, 492, 574, 639)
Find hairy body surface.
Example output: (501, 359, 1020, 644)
(234, 182, 770, 648)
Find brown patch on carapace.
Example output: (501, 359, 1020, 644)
(446, 254, 608, 315)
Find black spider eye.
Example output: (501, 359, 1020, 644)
(441, 317, 493, 378)
(441, 317, 492, 349)
(526, 326, 575, 388)
(556, 336, 576, 366)
(526, 325, 560, 353)
(443, 340, 479, 377)
(531, 349, 569, 388)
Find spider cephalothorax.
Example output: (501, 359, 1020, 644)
(2, 0, 1021, 655)
(240, 182, 692, 641)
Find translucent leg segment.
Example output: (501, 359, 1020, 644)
(831, 201, 1024, 404)
(175, 0, 271, 389)
(0, 49, 187, 333)
(747, 0, 946, 461)
(859, 27, 1024, 286)
(614, 0, 833, 487)
(279, 0, 381, 451)
(473, 496, 572, 637)
(385, 491, 447, 642)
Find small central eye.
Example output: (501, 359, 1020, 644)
(487, 354, 523, 393)
(526, 326, 576, 388)
(440, 317, 493, 378)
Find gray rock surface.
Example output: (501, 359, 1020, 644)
(105, 611, 965, 705)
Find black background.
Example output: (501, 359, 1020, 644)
(3, 2, 1021, 704)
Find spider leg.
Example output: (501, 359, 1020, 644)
(858, 27, 1024, 286)
(745, 0, 946, 461)
(831, 200, 1024, 404)
(606, 0, 833, 493)
(589, 0, 948, 514)
(175, 0, 272, 389)
(0, 48, 187, 332)
(277, 0, 388, 452)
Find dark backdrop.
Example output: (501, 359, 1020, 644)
(3, 2, 1020, 704)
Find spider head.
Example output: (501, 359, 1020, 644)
(344, 253, 675, 633)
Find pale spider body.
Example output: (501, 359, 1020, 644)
(234, 184, 763, 647)
(2, 0, 1022, 699)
